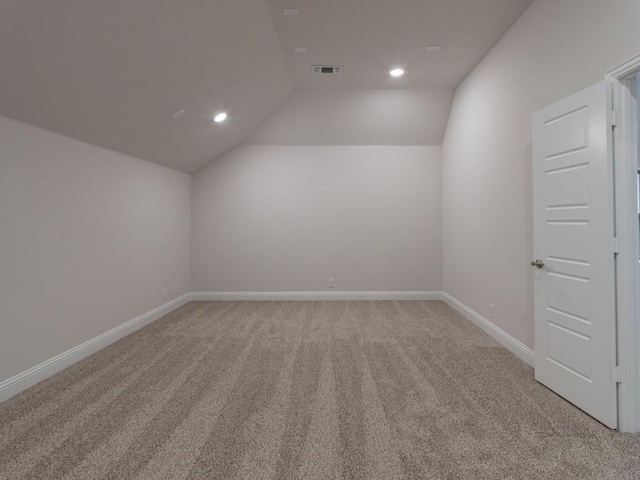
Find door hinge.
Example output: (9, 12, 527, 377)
(611, 109, 618, 128)
(611, 365, 626, 383)
(611, 237, 621, 255)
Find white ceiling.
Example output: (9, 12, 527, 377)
(0, 0, 292, 173)
(266, 0, 534, 89)
(0, 0, 533, 172)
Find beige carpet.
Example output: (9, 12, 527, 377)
(0, 301, 639, 479)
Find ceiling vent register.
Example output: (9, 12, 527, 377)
(312, 65, 343, 75)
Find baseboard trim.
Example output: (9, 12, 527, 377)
(441, 292, 535, 366)
(0, 293, 192, 402)
(191, 291, 443, 301)
(0, 290, 535, 402)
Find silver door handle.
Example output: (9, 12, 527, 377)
(530, 259, 545, 269)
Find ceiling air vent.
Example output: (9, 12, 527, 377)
(312, 65, 343, 75)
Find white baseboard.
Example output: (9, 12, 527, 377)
(0, 293, 192, 402)
(191, 291, 443, 301)
(441, 292, 535, 366)
(0, 290, 535, 403)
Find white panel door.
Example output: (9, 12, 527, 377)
(532, 81, 617, 428)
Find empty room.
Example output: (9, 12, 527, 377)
(1, 0, 640, 478)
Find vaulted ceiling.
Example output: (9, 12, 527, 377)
(0, 0, 292, 173)
(266, 0, 534, 89)
(0, 0, 533, 173)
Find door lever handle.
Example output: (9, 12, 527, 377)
(530, 259, 545, 269)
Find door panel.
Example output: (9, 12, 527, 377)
(532, 81, 617, 428)
(546, 321, 591, 379)
(545, 107, 588, 156)
(546, 164, 589, 208)
(546, 272, 591, 320)
(546, 222, 590, 261)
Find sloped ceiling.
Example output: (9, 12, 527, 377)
(0, 0, 292, 173)
(0, 0, 533, 172)
(252, 0, 533, 146)
(265, 0, 534, 89)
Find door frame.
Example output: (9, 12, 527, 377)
(606, 54, 640, 433)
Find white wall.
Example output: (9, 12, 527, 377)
(249, 89, 453, 146)
(192, 145, 442, 292)
(0, 116, 191, 383)
(442, 0, 640, 348)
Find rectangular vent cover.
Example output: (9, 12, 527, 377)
(312, 65, 343, 75)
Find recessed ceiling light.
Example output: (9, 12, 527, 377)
(170, 109, 185, 119)
(283, 8, 298, 16)
(294, 47, 308, 53)
(389, 68, 405, 77)
(426, 45, 442, 52)
(213, 112, 228, 123)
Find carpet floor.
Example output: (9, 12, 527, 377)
(0, 300, 638, 479)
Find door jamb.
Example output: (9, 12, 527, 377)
(606, 54, 640, 433)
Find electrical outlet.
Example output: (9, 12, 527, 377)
(162, 288, 168, 301)
(489, 304, 495, 319)
(328, 277, 336, 289)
